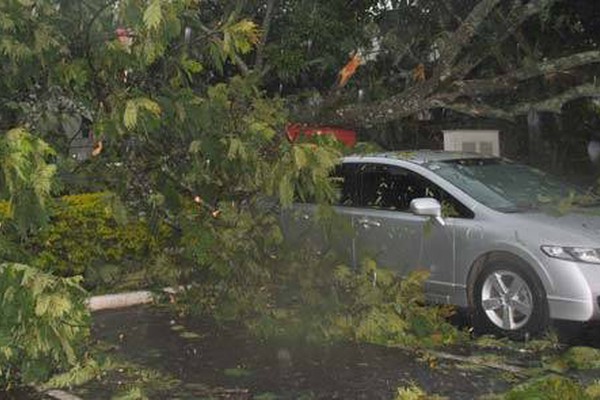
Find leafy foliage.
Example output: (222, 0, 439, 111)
(261, 0, 375, 85)
(0, 128, 56, 233)
(181, 226, 462, 348)
(0, 263, 90, 390)
(1, 1, 358, 355)
(40, 357, 108, 391)
(544, 346, 600, 372)
(0, 192, 174, 290)
(336, 263, 461, 347)
(394, 383, 445, 400)
(502, 374, 589, 400)
(33, 192, 171, 281)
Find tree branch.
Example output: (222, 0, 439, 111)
(254, 0, 276, 72)
(450, 50, 600, 96)
(197, 21, 250, 76)
(84, 0, 120, 111)
(450, 0, 558, 81)
(438, 102, 515, 121)
(232, 53, 250, 76)
(330, 0, 574, 128)
(511, 83, 600, 114)
(437, 0, 502, 79)
(332, 79, 440, 127)
(334, 0, 555, 127)
(441, 83, 600, 121)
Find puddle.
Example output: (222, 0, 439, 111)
(81, 306, 511, 399)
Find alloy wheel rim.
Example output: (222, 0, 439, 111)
(481, 270, 533, 331)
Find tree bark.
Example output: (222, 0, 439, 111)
(441, 83, 600, 121)
(254, 0, 276, 72)
(436, 0, 503, 80)
(331, 80, 440, 127)
(450, 0, 558, 82)
(327, 0, 593, 129)
(449, 50, 600, 96)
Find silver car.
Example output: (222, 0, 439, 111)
(284, 150, 600, 337)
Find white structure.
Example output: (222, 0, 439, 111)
(442, 129, 500, 156)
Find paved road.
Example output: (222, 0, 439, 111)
(86, 306, 512, 399)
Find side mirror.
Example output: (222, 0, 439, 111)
(409, 198, 445, 226)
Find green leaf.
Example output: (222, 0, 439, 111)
(124, 100, 138, 130)
(179, 331, 201, 339)
(181, 55, 203, 75)
(112, 387, 148, 400)
(143, 0, 162, 31)
(227, 137, 246, 160)
(0, 263, 89, 389)
(223, 367, 253, 378)
(278, 176, 294, 205)
(223, 19, 260, 56)
(137, 98, 161, 116)
(123, 98, 161, 130)
(293, 146, 308, 169)
(0, 13, 16, 32)
(189, 140, 202, 154)
(170, 325, 185, 332)
(34, 294, 51, 316)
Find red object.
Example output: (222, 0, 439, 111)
(115, 27, 134, 48)
(115, 27, 128, 37)
(286, 124, 357, 147)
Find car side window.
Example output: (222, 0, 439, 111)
(357, 163, 474, 218)
(330, 163, 360, 207)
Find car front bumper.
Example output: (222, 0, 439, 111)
(546, 258, 600, 321)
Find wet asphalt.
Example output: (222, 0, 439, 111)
(86, 306, 511, 399)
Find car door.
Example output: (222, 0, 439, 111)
(353, 163, 474, 303)
(280, 163, 358, 264)
(353, 163, 424, 276)
(406, 171, 475, 303)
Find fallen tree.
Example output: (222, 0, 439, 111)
(326, 0, 600, 127)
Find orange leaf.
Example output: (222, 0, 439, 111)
(338, 52, 363, 88)
(413, 63, 426, 82)
(91, 140, 103, 157)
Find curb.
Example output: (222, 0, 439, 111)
(37, 287, 186, 399)
(87, 290, 154, 311)
(45, 389, 84, 400)
(86, 286, 184, 311)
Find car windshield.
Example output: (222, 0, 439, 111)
(426, 158, 598, 213)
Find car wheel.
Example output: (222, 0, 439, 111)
(473, 256, 548, 339)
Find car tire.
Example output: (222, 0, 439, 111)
(472, 255, 549, 339)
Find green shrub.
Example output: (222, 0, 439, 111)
(33, 192, 170, 275)
(556, 346, 600, 370)
(181, 230, 462, 348)
(0, 263, 90, 390)
(394, 383, 444, 400)
(0, 192, 175, 289)
(504, 374, 589, 400)
(316, 258, 461, 347)
(0, 201, 9, 216)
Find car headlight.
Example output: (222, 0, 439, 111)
(541, 245, 600, 264)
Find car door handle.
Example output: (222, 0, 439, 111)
(358, 218, 381, 228)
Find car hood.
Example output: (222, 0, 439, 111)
(509, 208, 600, 246)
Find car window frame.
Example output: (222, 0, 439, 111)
(330, 162, 361, 207)
(354, 162, 475, 219)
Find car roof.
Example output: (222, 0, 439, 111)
(343, 150, 497, 165)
